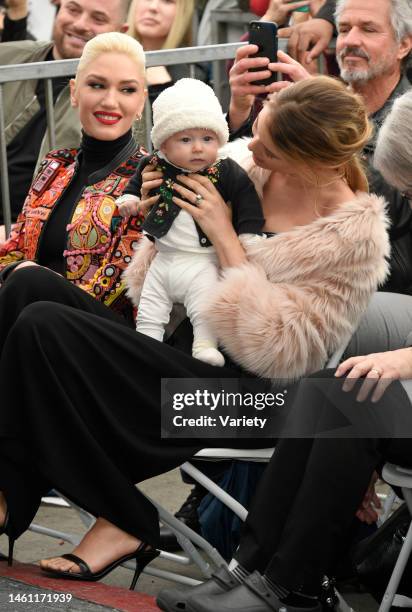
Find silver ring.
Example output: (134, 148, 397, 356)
(195, 193, 203, 203)
(370, 368, 382, 377)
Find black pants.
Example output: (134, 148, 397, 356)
(0, 266, 133, 535)
(235, 372, 412, 593)
(0, 268, 267, 546)
(1, 268, 412, 584)
(0, 265, 131, 352)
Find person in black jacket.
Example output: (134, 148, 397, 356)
(0, 0, 35, 42)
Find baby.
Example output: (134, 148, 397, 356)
(118, 78, 264, 366)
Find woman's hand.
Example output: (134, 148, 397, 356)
(228, 47, 311, 131)
(356, 471, 381, 524)
(172, 174, 247, 268)
(13, 261, 39, 273)
(228, 44, 280, 131)
(266, 49, 312, 85)
(262, 0, 311, 25)
(173, 174, 233, 241)
(335, 348, 412, 402)
(0, 224, 7, 246)
(140, 163, 162, 210)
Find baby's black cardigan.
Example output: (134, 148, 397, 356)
(123, 153, 264, 247)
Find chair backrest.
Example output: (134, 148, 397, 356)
(383, 463, 412, 491)
(378, 463, 412, 612)
(194, 448, 274, 461)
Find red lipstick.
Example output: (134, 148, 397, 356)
(94, 111, 122, 125)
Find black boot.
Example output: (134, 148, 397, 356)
(319, 577, 339, 611)
(159, 484, 207, 552)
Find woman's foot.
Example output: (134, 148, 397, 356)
(0, 492, 7, 529)
(40, 517, 142, 575)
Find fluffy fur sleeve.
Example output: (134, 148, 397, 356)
(205, 192, 390, 380)
(205, 263, 330, 379)
(122, 236, 156, 307)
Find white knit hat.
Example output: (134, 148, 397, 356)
(151, 78, 230, 149)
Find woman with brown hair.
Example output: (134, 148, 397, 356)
(157, 87, 412, 612)
(0, 76, 388, 597)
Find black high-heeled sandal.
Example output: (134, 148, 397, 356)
(0, 511, 15, 567)
(41, 542, 160, 590)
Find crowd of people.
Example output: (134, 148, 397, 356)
(0, 1, 412, 611)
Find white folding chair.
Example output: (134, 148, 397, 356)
(378, 463, 412, 612)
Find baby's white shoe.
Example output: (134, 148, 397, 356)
(193, 345, 225, 367)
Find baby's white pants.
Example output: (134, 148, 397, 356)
(137, 250, 220, 354)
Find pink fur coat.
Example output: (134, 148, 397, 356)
(123, 141, 390, 380)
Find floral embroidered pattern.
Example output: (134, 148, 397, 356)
(0, 146, 146, 319)
(147, 154, 222, 226)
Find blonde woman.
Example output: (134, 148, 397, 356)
(0, 32, 162, 587)
(0, 32, 148, 325)
(127, 0, 208, 105)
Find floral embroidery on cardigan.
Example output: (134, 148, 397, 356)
(150, 155, 222, 225)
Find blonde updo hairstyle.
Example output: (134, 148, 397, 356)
(127, 0, 195, 49)
(266, 76, 372, 192)
(74, 32, 146, 84)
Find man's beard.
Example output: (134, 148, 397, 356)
(337, 46, 396, 84)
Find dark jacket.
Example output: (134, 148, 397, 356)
(365, 75, 412, 295)
(316, 0, 336, 25)
(0, 15, 34, 42)
(124, 153, 264, 246)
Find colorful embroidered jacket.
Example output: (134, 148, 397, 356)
(0, 141, 146, 318)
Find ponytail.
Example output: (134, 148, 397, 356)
(344, 155, 369, 193)
(267, 77, 372, 190)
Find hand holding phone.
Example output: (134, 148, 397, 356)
(250, 1, 310, 18)
(248, 21, 278, 86)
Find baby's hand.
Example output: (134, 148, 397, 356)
(116, 194, 141, 218)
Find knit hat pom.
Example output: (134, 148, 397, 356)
(151, 78, 230, 149)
